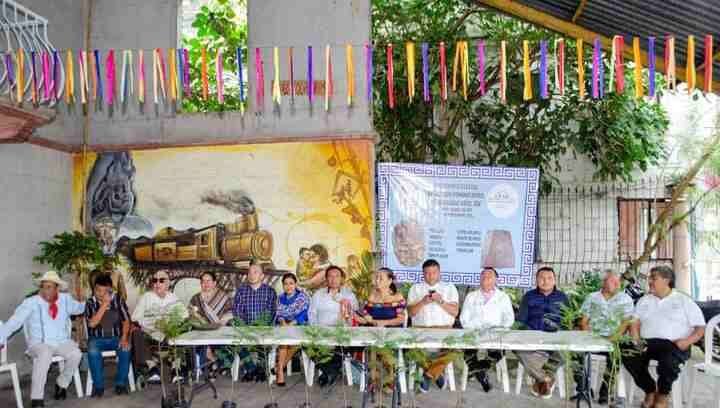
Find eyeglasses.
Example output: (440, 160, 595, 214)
(151, 278, 168, 284)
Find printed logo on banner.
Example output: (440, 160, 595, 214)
(377, 162, 539, 288)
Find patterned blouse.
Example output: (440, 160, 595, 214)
(361, 298, 407, 328)
(189, 289, 233, 325)
(276, 289, 310, 325)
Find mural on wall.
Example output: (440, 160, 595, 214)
(72, 140, 374, 303)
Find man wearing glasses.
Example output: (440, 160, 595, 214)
(131, 269, 187, 383)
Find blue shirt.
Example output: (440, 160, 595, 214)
(518, 288, 568, 332)
(0, 293, 85, 348)
(233, 283, 277, 325)
(276, 290, 309, 325)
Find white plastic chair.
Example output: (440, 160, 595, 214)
(515, 360, 566, 398)
(458, 353, 511, 393)
(407, 357, 457, 391)
(23, 323, 84, 398)
(0, 321, 24, 408)
(84, 350, 137, 396)
(588, 354, 627, 400)
(687, 313, 720, 408)
(626, 361, 688, 408)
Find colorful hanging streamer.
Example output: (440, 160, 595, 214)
(523, 40, 532, 101)
(53, 51, 60, 100)
(406, 42, 415, 101)
(365, 43, 373, 104)
(577, 39, 585, 99)
(153, 48, 167, 104)
(94, 50, 103, 103)
(422, 43, 430, 102)
(633, 37, 643, 98)
(138, 50, 145, 103)
(539, 40, 548, 99)
(346, 44, 354, 106)
(307, 46, 314, 104)
(64, 50, 74, 103)
(41, 51, 50, 101)
(648, 37, 656, 97)
(183, 48, 191, 97)
(477, 40, 486, 96)
(272, 47, 280, 105)
(78, 50, 87, 104)
(614, 36, 625, 93)
(452, 41, 468, 99)
(236, 47, 245, 113)
(592, 38, 600, 99)
(176, 49, 183, 99)
(325, 45, 333, 111)
(201, 47, 209, 101)
(16, 49, 24, 103)
(288, 47, 295, 104)
(705, 35, 713, 93)
(555, 39, 565, 96)
(460, 41, 469, 100)
(255, 47, 265, 109)
(665, 36, 676, 90)
(4, 54, 14, 95)
(439, 42, 447, 102)
(120, 50, 129, 103)
(105, 49, 115, 106)
(386, 44, 394, 109)
(687, 35, 696, 93)
(168, 48, 178, 102)
(30, 51, 38, 105)
(500, 41, 507, 103)
(216, 49, 224, 104)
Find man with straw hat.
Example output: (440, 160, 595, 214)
(0, 270, 85, 407)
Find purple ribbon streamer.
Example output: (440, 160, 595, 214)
(94, 50, 103, 101)
(477, 40, 486, 96)
(177, 48, 183, 98)
(592, 38, 600, 99)
(236, 47, 244, 102)
(53, 50, 60, 99)
(422, 43, 430, 102)
(598, 44, 604, 99)
(539, 40, 548, 99)
(183, 49, 191, 96)
(366, 44, 373, 102)
(5, 53, 14, 85)
(648, 37, 656, 97)
(31, 51, 37, 98)
(307, 46, 313, 103)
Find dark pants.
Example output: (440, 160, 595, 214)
(130, 329, 160, 370)
(87, 337, 131, 391)
(622, 338, 690, 395)
(573, 352, 616, 394)
(464, 349, 503, 374)
(315, 352, 343, 378)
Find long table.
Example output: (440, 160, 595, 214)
(172, 326, 611, 408)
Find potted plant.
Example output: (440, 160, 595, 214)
(155, 307, 193, 408)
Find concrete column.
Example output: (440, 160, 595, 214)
(672, 193, 692, 294)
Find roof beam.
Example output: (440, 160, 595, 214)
(572, 0, 589, 23)
(477, 0, 691, 85)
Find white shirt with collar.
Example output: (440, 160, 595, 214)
(633, 290, 705, 341)
(308, 286, 359, 327)
(460, 288, 514, 330)
(581, 290, 634, 337)
(0, 293, 85, 348)
(131, 291, 188, 340)
(407, 281, 459, 327)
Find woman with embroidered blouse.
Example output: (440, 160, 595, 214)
(274, 273, 309, 386)
(355, 268, 407, 393)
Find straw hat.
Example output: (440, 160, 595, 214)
(35, 270, 68, 290)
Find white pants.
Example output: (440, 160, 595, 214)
(27, 341, 82, 400)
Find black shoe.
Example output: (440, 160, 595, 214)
(435, 375, 445, 389)
(255, 370, 267, 383)
(115, 385, 129, 395)
(276, 381, 286, 387)
(31, 400, 44, 408)
(475, 370, 492, 392)
(54, 384, 67, 400)
(241, 371, 255, 382)
(147, 366, 162, 384)
(598, 383, 609, 405)
(325, 372, 339, 388)
(91, 388, 105, 398)
(318, 372, 329, 387)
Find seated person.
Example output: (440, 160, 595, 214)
(515, 266, 568, 398)
(407, 259, 459, 393)
(274, 273, 310, 386)
(85, 273, 132, 398)
(459, 266, 514, 392)
(572, 269, 633, 404)
(623, 266, 705, 408)
(189, 271, 233, 373)
(308, 265, 359, 387)
(0, 271, 85, 408)
(355, 267, 407, 393)
(131, 269, 188, 383)
(232, 262, 277, 382)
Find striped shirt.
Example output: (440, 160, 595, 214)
(84, 294, 131, 338)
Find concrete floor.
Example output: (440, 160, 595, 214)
(1, 355, 718, 408)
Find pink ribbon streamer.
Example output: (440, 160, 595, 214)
(255, 48, 265, 109)
(106, 49, 115, 105)
(42, 51, 51, 100)
(592, 39, 600, 99)
(216, 50, 224, 104)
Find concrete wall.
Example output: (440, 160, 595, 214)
(0, 144, 72, 380)
(31, 0, 373, 150)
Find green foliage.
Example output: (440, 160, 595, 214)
(372, 0, 669, 194)
(181, 0, 248, 112)
(348, 250, 377, 302)
(34, 231, 106, 277)
(559, 270, 603, 330)
(300, 326, 335, 365)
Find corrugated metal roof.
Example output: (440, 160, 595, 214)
(494, 0, 720, 82)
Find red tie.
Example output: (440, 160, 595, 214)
(48, 298, 58, 320)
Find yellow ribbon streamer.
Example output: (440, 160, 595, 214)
(346, 44, 354, 106)
(406, 42, 415, 100)
(138, 49, 145, 103)
(523, 40, 532, 101)
(452, 41, 460, 92)
(16, 49, 24, 103)
(273, 46, 281, 104)
(500, 41, 507, 104)
(577, 39, 585, 99)
(461, 41, 469, 100)
(633, 37, 643, 98)
(168, 48, 177, 102)
(65, 50, 74, 103)
(687, 35, 696, 93)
